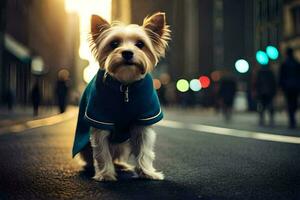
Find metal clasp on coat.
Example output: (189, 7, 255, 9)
(120, 85, 129, 102)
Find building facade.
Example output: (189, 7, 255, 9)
(1, 0, 81, 105)
(254, 0, 283, 54)
(282, 0, 300, 60)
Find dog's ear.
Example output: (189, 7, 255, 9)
(143, 12, 171, 58)
(91, 15, 110, 42)
(143, 12, 167, 37)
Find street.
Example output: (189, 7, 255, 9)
(0, 108, 299, 200)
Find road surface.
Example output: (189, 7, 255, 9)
(0, 108, 299, 200)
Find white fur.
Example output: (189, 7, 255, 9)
(80, 126, 163, 181)
(130, 126, 164, 180)
(90, 128, 116, 181)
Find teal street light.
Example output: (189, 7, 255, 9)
(235, 59, 250, 73)
(256, 50, 269, 65)
(266, 46, 279, 60)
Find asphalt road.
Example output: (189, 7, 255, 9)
(0, 109, 299, 200)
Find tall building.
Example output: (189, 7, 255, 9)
(254, 0, 283, 54)
(1, 0, 81, 105)
(113, 0, 202, 79)
(282, 0, 300, 60)
(123, 0, 255, 78)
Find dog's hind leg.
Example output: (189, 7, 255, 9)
(130, 126, 164, 180)
(90, 128, 117, 181)
(78, 144, 93, 169)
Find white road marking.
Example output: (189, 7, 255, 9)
(1, 111, 299, 145)
(0, 111, 76, 135)
(157, 120, 300, 144)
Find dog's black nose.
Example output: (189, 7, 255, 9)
(122, 51, 134, 61)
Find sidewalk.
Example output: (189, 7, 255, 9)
(0, 105, 64, 127)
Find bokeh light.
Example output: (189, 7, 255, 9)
(256, 50, 269, 65)
(176, 79, 189, 92)
(58, 69, 70, 81)
(235, 59, 249, 73)
(190, 79, 202, 92)
(31, 56, 45, 75)
(266, 46, 279, 60)
(199, 76, 210, 88)
(160, 73, 171, 85)
(211, 70, 221, 82)
(153, 79, 162, 90)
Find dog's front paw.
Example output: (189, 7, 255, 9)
(93, 173, 117, 182)
(137, 169, 164, 180)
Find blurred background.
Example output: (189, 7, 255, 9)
(1, 1, 300, 199)
(0, 0, 299, 126)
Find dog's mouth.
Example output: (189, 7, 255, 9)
(110, 61, 146, 74)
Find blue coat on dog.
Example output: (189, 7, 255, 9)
(72, 69, 163, 157)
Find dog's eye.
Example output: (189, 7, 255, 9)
(135, 40, 144, 49)
(110, 40, 120, 49)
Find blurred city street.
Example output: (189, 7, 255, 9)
(0, 108, 299, 200)
(1, 0, 300, 199)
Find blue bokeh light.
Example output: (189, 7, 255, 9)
(256, 51, 269, 65)
(190, 79, 202, 92)
(266, 46, 279, 60)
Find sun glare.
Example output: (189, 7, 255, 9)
(65, 0, 112, 83)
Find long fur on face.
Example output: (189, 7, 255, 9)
(89, 12, 171, 83)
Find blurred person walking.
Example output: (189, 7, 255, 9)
(279, 48, 300, 129)
(218, 72, 237, 121)
(31, 82, 41, 116)
(4, 88, 14, 110)
(55, 70, 70, 113)
(254, 65, 277, 126)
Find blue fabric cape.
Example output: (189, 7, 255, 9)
(72, 69, 163, 157)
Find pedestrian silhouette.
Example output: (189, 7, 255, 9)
(254, 65, 277, 126)
(55, 70, 69, 113)
(4, 88, 14, 110)
(31, 82, 41, 116)
(279, 48, 300, 129)
(218, 72, 237, 121)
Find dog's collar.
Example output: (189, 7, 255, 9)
(96, 70, 150, 102)
(96, 70, 147, 94)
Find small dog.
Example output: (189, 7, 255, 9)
(72, 12, 170, 181)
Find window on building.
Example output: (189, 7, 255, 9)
(266, 0, 270, 20)
(258, 0, 262, 21)
(292, 6, 300, 36)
